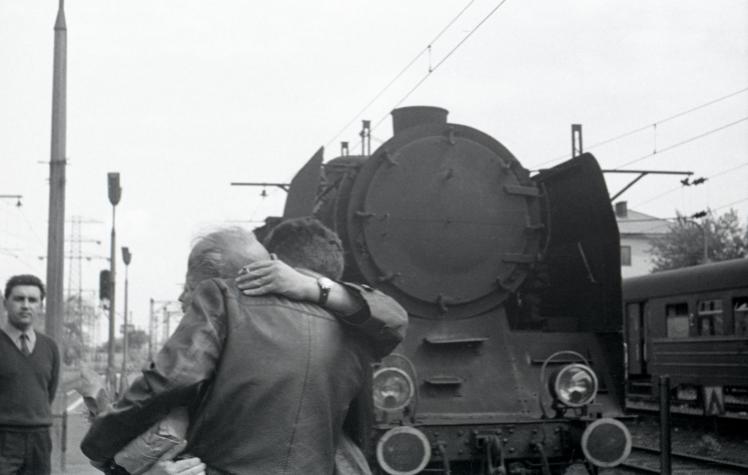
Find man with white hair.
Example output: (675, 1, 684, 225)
(82, 225, 406, 474)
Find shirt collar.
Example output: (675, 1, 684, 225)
(2, 322, 36, 347)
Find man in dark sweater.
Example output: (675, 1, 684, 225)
(0, 274, 60, 475)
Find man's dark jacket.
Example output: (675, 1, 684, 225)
(81, 278, 384, 474)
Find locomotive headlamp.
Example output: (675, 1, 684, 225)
(376, 426, 431, 475)
(373, 367, 415, 411)
(581, 418, 632, 467)
(550, 364, 598, 407)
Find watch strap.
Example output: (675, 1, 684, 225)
(317, 278, 332, 306)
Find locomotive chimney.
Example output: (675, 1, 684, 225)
(391, 106, 448, 135)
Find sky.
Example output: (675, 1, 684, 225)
(1, 0, 747, 344)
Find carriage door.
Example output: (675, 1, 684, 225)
(626, 302, 646, 375)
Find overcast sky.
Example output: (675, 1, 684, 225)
(1, 0, 747, 341)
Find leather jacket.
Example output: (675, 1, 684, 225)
(82, 278, 377, 474)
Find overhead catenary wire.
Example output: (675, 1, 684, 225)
(373, 0, 511, 132)
(612, 116, 748, 169)
(534, 86, 748, 168)
(324, 0, 477, 149)
(714, 196, 748, 212)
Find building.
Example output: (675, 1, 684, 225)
(615, 201, 671, 278)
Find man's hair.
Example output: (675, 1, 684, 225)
(263, 217, 344, 280)
(187, 227, 270, 287)
(4, 274, 46, 300)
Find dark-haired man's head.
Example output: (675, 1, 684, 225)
(5, 274, 45, 300)
(3, 274, 45, 331)
(263, 217, 344, 280)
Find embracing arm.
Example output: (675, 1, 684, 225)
(236, 259, 407, 358)
(80, 279, 226, 463)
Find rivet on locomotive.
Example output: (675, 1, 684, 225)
(272, 106, 631, 474)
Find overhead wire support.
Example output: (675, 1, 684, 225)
(230, 182, 289, 192)
(633, 161, 748, 208)
(603, 169, 694, 202)
(325, 0, 477, 149)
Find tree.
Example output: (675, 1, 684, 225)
(127, 329, 149, 350)
(650, 209, 747, 272)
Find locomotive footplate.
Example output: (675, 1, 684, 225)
(417, 421, 581, 464)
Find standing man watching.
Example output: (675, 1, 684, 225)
(0, 275, 60, 475)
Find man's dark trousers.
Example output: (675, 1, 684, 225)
(0, 427, 52, 475)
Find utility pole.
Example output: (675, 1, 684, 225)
(45, 0, 67, 346)
(149, 299, 178, 359)
(689, 210, 710, 264)
(120, 247, 132, 394)
(106, 173, 121, 393)
(149, 299, 155, 360)
(65, 216, 103, 359)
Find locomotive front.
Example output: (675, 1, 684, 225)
(291, 107, 630, 474)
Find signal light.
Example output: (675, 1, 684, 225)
(99, 270, 111, 300)
(107, 172, 121, 206)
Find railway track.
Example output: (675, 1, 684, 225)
(618, 444, 748, 474)
(626, 397, 748, 421)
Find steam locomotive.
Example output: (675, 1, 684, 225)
(269, 106, 631, 474)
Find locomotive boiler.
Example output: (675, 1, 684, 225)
(270, 106, 631, 474)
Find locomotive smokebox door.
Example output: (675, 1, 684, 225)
(345, 107, 543, 319)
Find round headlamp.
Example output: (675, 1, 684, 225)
(376, 426, 431, 475)
(581, 418, 632, 467)
(550, 364, 598, 407)
(373, 367, 414, 411)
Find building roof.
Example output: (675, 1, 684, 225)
(617, 209, 671, 236)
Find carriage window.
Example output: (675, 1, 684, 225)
(697, 299, 723, 336)
(735, 298, 748, 336)
(620, 246, 631, 266)
(665, 303, 689, 338)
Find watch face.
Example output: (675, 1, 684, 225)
(318, 277, 333, 290)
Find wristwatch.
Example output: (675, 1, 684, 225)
(316, 277, 334, 305)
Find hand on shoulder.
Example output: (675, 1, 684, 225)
(143, 457, 206, 475)
(235, 255, 317, 301)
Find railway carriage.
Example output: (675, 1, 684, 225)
(624, 258, 748, 418)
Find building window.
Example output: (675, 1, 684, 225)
(621, 245, 632, 266)
(734, 298, 748, 336)
(665, 303, 689, 338)
(697, 299, 723, 336)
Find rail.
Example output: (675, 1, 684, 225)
(619, 444, 748, 474)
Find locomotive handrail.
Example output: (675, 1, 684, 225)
(530, 358, 594, 366)
(424, 376, 463, 386)
(423, 336, 488, 346)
